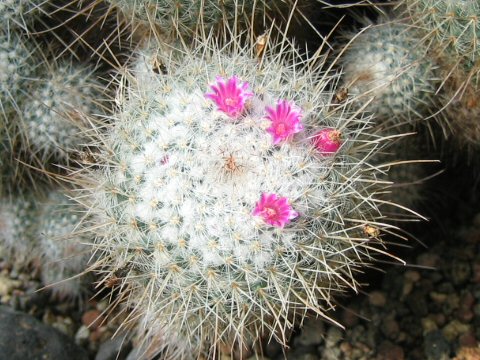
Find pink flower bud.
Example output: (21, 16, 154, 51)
(312, 128, 342, 154)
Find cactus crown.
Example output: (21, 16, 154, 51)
(80, 32, 403, 358)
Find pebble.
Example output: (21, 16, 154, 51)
(295, 317, 324, 346)
(404, 270, 421, 283)
(324, 327, 342, 348)
(454, 346, 480, 360)
(0, 305, 89, 360)
(377, 340, 404, 360)
(381, 315, 400, 340)
(82, 309, 104, 330)
(95, 333, 131, 360)
(75, 325, 90, 345)
(442, 320, 471, 342)
(421, 316, 438, 334)
(430, 292, 448, 304)
(0, 275, 21, 297)
(369, 291, 386, 307)
(458, 332, 477, 347)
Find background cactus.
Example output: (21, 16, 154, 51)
(0, 30, 36, 123)
(22, 60, 102, 162)
(1, 0, 46, 31)
(105, 0, 295, 38)
(339, 20, 439, 127)
(0, 188, 91, 299)
(403, 0, 480, 75)
(37, 190, 91, 300)
(0, 192, 41, 266)
(78, 32, 406, 358)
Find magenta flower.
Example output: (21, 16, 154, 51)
(205, 75, 253, 118)
(312, 128, 342, 154)
(252, 193, 298, 228)
(265, 100, 304, 144)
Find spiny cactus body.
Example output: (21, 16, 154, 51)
(0, 188, 91, 297)
(38, 190, 90, 299)
(1, 0, 46, 30)
(0, 30, 36, 122)
(404, 0, 480, 73)
(107, 0, 280, 36)
(22, 61, 101, 162)
(340, 21, 438, 125)
(79, 33, 405, 358)
(0, 193, 41, 266)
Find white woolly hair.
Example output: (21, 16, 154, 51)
(76, 27, 407, 359)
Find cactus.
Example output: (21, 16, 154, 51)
(0, 188, 91, 298)
(339, 20, 439, 126)
(0, 30, 36, 123)
(37, 190, 91, 299)
(77, 32, 407, 359)
(106, 0, 286, 37)
(403, 0, 480, 74)
(22, 61, 102, 162)
(0, 192, 41, 266)
(1, 0, 46, 31)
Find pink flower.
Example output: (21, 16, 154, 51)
(252, 193, 298, 228)
(205, 75, 253, 118)
(312, 128, 342, 154)
(265, 100, 304, 144)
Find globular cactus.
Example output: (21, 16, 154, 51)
(0, 192, 41, 266)
(37, 190, 91, 300)
(22, 61, 102, 162)
(0, 188, 91, 298)
(78, 32, 406, 359)
(339, 20, 439, 126)
(402, 0, 480, 74)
